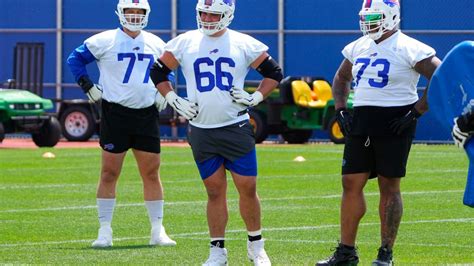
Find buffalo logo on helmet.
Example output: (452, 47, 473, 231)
(383, 0, 399, 7)
(365, 0, 398, 8)
(204, 0, 234, 8)
(222, 0, 235, 6)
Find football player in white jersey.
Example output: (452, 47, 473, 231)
(66, 0, 176, 248)
(316, 0, 441, 265)
(150, 0, 282, 265)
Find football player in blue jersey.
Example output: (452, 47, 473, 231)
(427, 41, 474, 208)
(67, 0, 176, 248)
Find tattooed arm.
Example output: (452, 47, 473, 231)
(332, 59, 354, 110)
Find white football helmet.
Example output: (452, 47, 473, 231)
(196, 0, 235, 36)
(359, 0, 400, 40)
(116, 0, 151, 32)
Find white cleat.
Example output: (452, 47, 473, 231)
(149, 225, 176, 246)
(202, 246, 228, 266)
(247, 240, 271, 266)
(91, 226, 113, 248)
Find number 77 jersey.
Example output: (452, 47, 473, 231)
(84, 29, 166, 109)
(165, 29, 268, 129)
(342, 31, 435, 107)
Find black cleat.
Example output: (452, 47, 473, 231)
(316, 243, 359, 266)
(372, 246, 393, 266)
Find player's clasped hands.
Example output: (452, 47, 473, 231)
(165, 91, 198, 120)
(230, 86, 263, 107)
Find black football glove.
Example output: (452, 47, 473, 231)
(452, 118, 470, 148)
(335, 108, 353, 137)
(389, 107, 421, 135)
(78, 76, 94, 93)
(452, 111, 474, 148)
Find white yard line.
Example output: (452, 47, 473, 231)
(0, 217, 473, 248)
(176, 237, 474, 249)
(0, 200, 208, 213)
(0, 168, 466, 190)
(0, 190, 464, 213)
(0, 184, 89, 190)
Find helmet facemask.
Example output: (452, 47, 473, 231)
(359, 12, 385, 40)
(359, 0, 400, 40)
(196, 0, 235, 36)
(116, 0, 151, 32)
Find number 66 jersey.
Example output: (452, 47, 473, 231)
(165, 29, 268, 129)
(343, 31, 435, 107)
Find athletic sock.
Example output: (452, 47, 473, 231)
(96, 198, 116, 227)
(145, 200, 164, 230)
(248, 229, 262, 242)
(342, 243, 355, 250)
(210, 238, 225, 248)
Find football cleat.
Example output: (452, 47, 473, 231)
(91, 226, 113, 248)
(316, 243, 359, 266)
(247, 239, 271, 266)
(202, 246, 228, 266)
(372, 246, 393, 266)
(149, 225, 176, 246)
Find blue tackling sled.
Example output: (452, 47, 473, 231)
(428, 41, 474, 207)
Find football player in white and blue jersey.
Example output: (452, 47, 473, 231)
(66, 0, 176, 249)
(150, 0, 282, 265)
(316, 0, 441, 265)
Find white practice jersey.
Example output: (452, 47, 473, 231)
(165, 29, 268, 128)
(342, 31, 436, 107)
(85, 28, 166, 109)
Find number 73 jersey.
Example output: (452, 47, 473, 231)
(165, 29, 268, 128)
(342, 31, 435, 107)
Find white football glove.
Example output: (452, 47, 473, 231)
(452, 118, 470, 148)
(86, 84, 102, 103)
(165, 91, 198, 120)
(155, 92, 168, 112)
(230, 87, 263, 107)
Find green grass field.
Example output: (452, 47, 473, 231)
(1, 144, 473, 265)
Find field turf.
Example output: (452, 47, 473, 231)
(0, 144, 473, 264)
